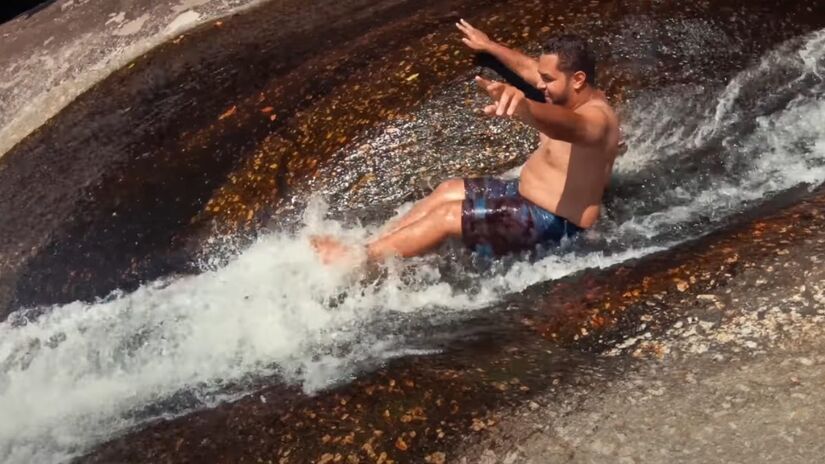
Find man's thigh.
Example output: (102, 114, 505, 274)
(461, 196, 539, 255)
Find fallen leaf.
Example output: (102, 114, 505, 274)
(471, 418, 486, 431)
(395, 437, 408, 451)
(219, 105, 237, 120)
(425, 452, 446, 464)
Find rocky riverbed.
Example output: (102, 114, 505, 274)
(457, 193, 825, 464)
(1, 1, 824, 463)
(79, 187, 825, 464)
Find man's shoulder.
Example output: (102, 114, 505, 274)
(572, 96, 619, 151)
(580, 97, 619, 136)
(576, 96, 616, 118)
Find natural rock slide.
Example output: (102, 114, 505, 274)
(0, 0, 823, 462)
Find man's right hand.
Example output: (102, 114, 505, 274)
(456, 19, 494, 52)
(475, 76, 528, 119)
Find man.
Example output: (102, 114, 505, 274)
(312, 20, 619, 263)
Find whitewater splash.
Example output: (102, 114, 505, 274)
(611, 29, 825, 240)
(1, 26, 824, 464)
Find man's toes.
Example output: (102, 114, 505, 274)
(310, 235, 333, 249)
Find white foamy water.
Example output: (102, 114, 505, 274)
(614, 29, 825, 239)
(0, 202, 660, 463)
(0, 0, 268, 158)
(0, 26, 824, 464)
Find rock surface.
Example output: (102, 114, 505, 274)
(1, 0, 823, 462)
(457, 205, 825, 463)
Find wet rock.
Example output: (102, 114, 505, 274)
(479, 449, 497, 464)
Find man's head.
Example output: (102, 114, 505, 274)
(537, 34, 596, 106)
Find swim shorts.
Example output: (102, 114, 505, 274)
(461, 177, 582, 256)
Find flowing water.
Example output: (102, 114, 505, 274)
(1, 3, 824, 463)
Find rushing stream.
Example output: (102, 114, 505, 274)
(0, 2, 824, 463)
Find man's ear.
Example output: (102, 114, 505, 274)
(572, 71, 587, 90)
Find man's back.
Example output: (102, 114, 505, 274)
(518, 97, 620, 228)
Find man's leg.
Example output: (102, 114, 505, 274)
(367, 200, 463, 260)
(381, 178, 464, 235)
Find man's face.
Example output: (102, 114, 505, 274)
(536, 54, 572, 105)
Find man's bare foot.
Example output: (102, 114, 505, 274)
(310, 235, 363, 266)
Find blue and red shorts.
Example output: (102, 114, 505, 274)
(461, 177, 582, 256)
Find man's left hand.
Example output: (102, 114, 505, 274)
(475, 76, 527, 118)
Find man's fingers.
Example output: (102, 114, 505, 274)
(487, 82, 503, 93)
(474, 75, 494, 89)
(475, 76, 509, 102)
(460, 19, 475, 31)
(495, 92, 505, 115)
(497, 91, 513, 116)
(506, 92, 521, 116)
(473, 73, 522, 117)
(484, 81, 503, 94)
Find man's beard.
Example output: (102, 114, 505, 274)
(549, 93, 568, 106)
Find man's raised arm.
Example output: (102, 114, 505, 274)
(457, 19, 541, 88)
(475, 76, 608, 146)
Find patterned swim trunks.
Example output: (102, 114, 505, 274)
(461, 177, 582, 256)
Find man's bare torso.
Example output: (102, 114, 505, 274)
(518, 96, 620, 228)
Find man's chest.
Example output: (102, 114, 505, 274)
(535, 135, 573, 165)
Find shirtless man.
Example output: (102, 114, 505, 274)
(313, 20, 619, 263)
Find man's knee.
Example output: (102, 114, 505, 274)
(433, 178, 465, 201)
(432, 201, 463, 234)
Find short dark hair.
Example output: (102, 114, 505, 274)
(542, 34, 597, 85)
